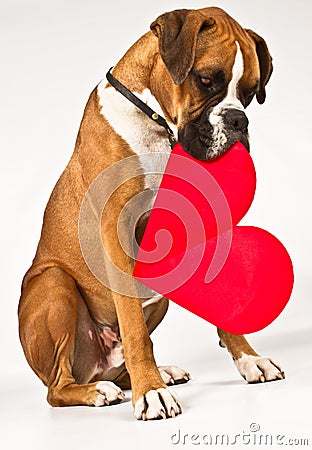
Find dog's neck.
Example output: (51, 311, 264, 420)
(96, 32, 177, 190)
(111, 32, 159, 95)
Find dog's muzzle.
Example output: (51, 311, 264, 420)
(178, 107, 250, 161)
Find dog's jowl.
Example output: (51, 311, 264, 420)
(18, 7, 284, 421)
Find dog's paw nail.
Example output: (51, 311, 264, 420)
(170, 407, 176, 418)
(260, 375, 265, 383)
(142, 411, 147, 421)
(160, 410, 167, 420)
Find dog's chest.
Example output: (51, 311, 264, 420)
(97, 82, 173, 190)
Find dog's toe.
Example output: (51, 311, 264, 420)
(158, 365, 191, 386)
(134, 387, 182, 420)
(235, 354, 285, 383)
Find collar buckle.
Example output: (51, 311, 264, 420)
(106, 68, 177, 149)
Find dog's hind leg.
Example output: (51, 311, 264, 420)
(18, 266, 124, 406)
(217, 328, 285, 383)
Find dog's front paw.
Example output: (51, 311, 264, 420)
(158, 365, 191, 386)
(134, 387, 182, 420)
(94, 381, 125, 406)
(235, 354, 285, 383)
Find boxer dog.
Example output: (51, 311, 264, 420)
(18, 7, 284, 421)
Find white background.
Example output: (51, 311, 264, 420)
(1, 0, 312, 449)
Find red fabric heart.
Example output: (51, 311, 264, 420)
(133, 142, 294, 334)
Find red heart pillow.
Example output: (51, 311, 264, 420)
(133, 142, 294, 334)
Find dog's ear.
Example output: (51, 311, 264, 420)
(150, 10, 216, 85)
(245, 29, 273, 104)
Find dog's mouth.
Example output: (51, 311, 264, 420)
(178, 107, 250, 161)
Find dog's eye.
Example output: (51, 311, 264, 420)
(200, 77, 212, 86)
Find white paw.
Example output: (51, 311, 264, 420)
(235, 354, 285, 383)
(94, 381, 125, 407)
(158, 365, 191, 386)
(134, 388, 182, 420)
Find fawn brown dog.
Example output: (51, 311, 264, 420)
(19, 7, 284, 420)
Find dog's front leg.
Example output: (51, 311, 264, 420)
(114, 293, 182, 419)
(217, 328, 285, 383)
(101, 209, 182, 420)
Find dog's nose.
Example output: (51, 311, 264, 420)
(223, 109, 249, 133)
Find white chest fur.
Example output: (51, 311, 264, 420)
(97, 82, 176, 190)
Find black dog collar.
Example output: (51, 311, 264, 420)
(106, 68, 177, 149)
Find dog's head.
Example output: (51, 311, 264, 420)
(150, 7, 273, 160)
